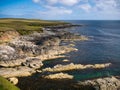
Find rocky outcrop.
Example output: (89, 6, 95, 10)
(22, 58, 43, 69)
(0, 45, 26, 67)
(0, 35, 77, 67)
(42, 63, 111, 72)
(36, 46, 77, 61)
(60, 32, 88, 41)
(45, 24, 82, 29)
(0, 29, 79, 79)
(0, 30, 19, 43)
(76, 77, 120, 90)
(43, 73, 73, 80)
(0, 66, 35, 78)
(0, 45, 19, 61)
(0, 24, 91, 90)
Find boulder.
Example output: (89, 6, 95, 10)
(8, 77, 18, 85)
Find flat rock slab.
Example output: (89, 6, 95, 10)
(0, 66, 35, 78)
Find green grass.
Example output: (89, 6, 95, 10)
(0, 18, 68, 35)
(0, 76, 20, 90)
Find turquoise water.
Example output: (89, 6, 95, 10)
(44, 20, 120, 80)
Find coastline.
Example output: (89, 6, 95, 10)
(0, 18, 120, 90)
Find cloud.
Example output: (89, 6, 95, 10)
(79, 4, 92, 12)
(32, 0, 40, 3)
(93, 0, 120, 16)
(38, 6, 72, 16)
(59, 0, 80, 6)
(32, 0, 73, 17)
(95, 0, 118, 11)
(32, 0, 80, 6)
(46, 0, 58, 5)
(46, 6, 72, 15)
(32, 0, 120, 19)
(78, 0, 120, 14)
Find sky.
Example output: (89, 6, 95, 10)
(0, 0, 120, 20)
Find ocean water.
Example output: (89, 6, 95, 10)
(44, 20, 120, 80)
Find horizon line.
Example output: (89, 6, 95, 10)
(0, 17, 120, 21)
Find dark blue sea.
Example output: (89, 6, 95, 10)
(44, 20, 120, 81)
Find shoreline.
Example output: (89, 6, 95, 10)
(0, 18, 120, 90)
(0, 20, 87, 76)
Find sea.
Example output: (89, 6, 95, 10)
(44, 20, 120, 81)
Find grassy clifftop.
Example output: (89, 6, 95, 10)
(0, 18, 68, 43)
(0, 18, 68, 35)
(0, 76, 20, 90)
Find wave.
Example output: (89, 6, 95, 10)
(97, 29, 120, 38)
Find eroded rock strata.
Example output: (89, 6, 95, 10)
(17, 75, 120, 90)
(0, 26, 86, 78)
(43, 73, 74, 80)
(0, 24, 119, 90)
(42, 63, 111, 73)
(76, 77, 120, 90)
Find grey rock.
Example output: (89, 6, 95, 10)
(77, 77, 120, 90)
(0, 45, 16, 60)
(22, 58, 43, 69)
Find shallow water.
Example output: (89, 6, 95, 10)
(44, 20, 120, 80)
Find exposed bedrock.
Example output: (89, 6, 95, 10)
(22, 58, 43, 69)
(0, 45, 26, 67)
(42, 63, 112, 73)
(0, 27, 91, 89)
(0, 45, 76, 67)
(0, 58, 43, 78)
(0, 34, 77, 67)
(76, 77, 120, 90)
(45, 24, 82, 29)
(43, 73, 74, 80)
(0, 66, 35, 78)
(17, 75, 120, 90)
(59, 32, 88, 41)
(0, 45, 21, 61)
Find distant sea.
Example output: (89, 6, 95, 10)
(44, 20, 120, 80)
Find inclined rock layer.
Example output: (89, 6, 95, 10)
(42, 63, 112, 72)
(77, 77, 120, 90)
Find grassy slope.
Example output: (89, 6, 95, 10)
(0, 76, 20, 90)
(0, 18, 68, 35)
